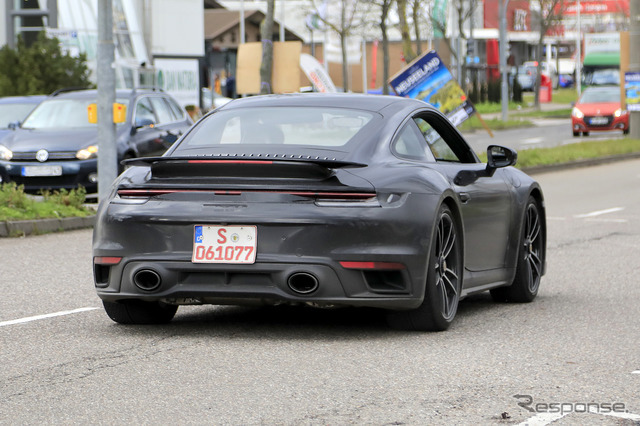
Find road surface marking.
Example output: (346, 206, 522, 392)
(517, 412, 567, 426)
(0, 307, 99, 327)
(522, 137, 543, 145)
(589, 407, 640, 420)
(633, 370, 640, 374)
(574, 207, 624, 218)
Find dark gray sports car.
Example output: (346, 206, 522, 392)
(93, 93, 546, 331)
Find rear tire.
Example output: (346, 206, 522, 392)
(623, 128, 629, 135)
(573, 131, 580, 137)
(386, 205, 462, 331)
(102, 300, 177, 324)
(582, 131, 589, 136)
(491, 196, 544, 303)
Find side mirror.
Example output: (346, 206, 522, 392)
(486, 145, 517, 174)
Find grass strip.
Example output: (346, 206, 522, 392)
(0, 184, 93, 221)
(459, 115, 534, 132)
(477, 138, 640, 168)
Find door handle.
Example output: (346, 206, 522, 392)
(459, 192, 471, 203)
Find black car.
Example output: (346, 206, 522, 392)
(0, 88, 192, 193)
(93, 93, 546, 331)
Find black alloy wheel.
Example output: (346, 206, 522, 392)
(491, 196, 544, 303)
(387, 205, 462, 331)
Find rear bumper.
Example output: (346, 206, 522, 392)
(95, 259, 424, 310)
(93, 192, 439, 310)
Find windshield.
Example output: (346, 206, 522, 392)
(579, 88, 619, 104)
(0, 103, 39, 128)
(583, 69, 620, 86)
(175, 106, 376, 151)
(22, 98, 130, 129)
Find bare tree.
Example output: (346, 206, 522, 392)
(396, 0, 416, 63)
(531, 0, 568, 108)
(260, 0, 276, 94)
(361, 0, 395, 94)
(309, 0, 372, 92)
(411, 0, 424, 56)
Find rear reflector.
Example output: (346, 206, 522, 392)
(339, 261, 405, 270)
(94, 256, 123, 265)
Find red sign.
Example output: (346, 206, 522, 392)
(561, 0, 629, 15)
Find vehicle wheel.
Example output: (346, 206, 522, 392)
(573, 131, 580, 137)
(102, 300, 177, 324)
(491, 196, 544, 303)
(582, 131, 589, 136)
(386, 205, 462, 331)
(623, 128, 630, 135)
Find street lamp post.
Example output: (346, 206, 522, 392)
(97, 0, 117, 202)
(630, 0, 640, 138)
(500, 0, 510, 122)
(576, 0, 581, 97)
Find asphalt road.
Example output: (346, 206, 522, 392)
(463, 119, 627, 153)
(1, 159, 639, 425)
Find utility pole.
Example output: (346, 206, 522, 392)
(576, 0, 581, 97)
(630, 0, 640, 138)
(97, 0, 117, 202)
(500, 0, 509, 122)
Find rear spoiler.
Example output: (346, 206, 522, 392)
(121, 156, 367, 179)
(122, 156, 366, 169)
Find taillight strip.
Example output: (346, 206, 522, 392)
(117, 189, 376, 199)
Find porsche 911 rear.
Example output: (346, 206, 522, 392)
(93, 158, 434, 312)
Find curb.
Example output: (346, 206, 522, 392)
(0, 215, 96, 238)
(521, 151, 640, 175)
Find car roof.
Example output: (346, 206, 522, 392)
(0, 95, 48, 104)
(219, 93, 433, 113)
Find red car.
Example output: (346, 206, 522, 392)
(572, 86, 629, 137)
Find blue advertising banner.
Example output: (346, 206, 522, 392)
(625, 71, 640, 112)
(389, 50, 476, 126)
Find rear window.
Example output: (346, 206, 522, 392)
(174, 106, 376, 150)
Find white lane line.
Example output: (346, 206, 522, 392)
(574, 207, 624, 218)
(589, 407, 640, 420)
(517, 412, 567, 426)
(0, 307, 99, 327)
(522, 137, 543, 145)
(632, 370, 640, 374)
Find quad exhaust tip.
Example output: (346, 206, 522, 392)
(133, 269, 162, 291)
(287, 272, 319, 295)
